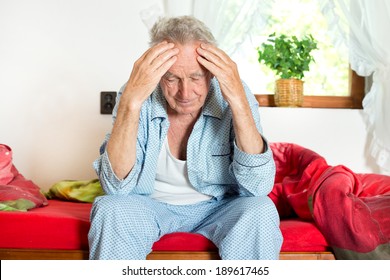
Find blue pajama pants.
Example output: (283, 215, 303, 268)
(88, 194, 283, 260)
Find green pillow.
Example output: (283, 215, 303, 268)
(0, 199, 36, 211)
(45, 179, 104, 203)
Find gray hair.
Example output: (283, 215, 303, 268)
(149, 16, 216, 46)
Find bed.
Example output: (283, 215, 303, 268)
(0, 199, 334, 260)
(1, 142, 389, 260)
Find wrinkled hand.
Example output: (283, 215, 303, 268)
(196, 43, 246, 104)
(123, 41, 179, 109)
(197, 44, 264, 155)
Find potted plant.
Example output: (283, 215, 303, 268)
(257, 33, 318, 107)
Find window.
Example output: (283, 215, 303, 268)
(231, 0, 364, 108)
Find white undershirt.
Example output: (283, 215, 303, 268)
(151, 137, 212, 205)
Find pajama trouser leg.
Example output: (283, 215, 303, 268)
(88, 194, 215, 259)
(88, 194, 282, 260)
(88, 194, 176, 260)
(196, 196, 283, 260)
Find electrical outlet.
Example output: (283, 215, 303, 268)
(100, 91, 117, 114)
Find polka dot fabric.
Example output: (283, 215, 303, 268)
(88, 194, 282, 259)
(90, 78, 281, 259)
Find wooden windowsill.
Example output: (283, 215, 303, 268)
(255, 69, 365, 109)
(255, 95, 362, 109)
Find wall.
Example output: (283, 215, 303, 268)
(0, 0, 377, 191)
(261, 107, 378, 174)
(0, 0, 153, 190)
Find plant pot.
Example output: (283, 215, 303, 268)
(274, 78, 304, 107)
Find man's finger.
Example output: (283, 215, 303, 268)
(150, 47, 179, 71)
(143, 41, 176, 64)
(198, 43, 230, 65)
(196, 55, 219, 76)
(155, 55, 178, 77)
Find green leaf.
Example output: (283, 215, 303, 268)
(257, 33, 318, 79)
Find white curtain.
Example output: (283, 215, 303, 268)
(320, 0, 390, 174)
(140, 0, 274, 55)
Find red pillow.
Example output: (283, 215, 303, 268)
(0, 144, 48, 211)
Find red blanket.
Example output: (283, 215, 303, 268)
(309, 166, 390, 259)
(0, 144, 48, 211)
(270, 143, 390, 259)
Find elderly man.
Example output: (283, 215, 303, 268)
(88, 16, 282, 260)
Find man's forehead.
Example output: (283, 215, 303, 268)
(164, 70, 206, 78)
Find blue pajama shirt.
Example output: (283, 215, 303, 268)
(89, 78, 283, 259)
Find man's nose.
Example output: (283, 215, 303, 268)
(178, 79, 191, 98)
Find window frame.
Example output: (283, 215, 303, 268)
(255, 68, 365, 109)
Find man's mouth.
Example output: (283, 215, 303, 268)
(175, 99, 193, 106)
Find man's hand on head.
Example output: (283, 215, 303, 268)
(122, 41, 179, 110)
(196, 43, 246, 105)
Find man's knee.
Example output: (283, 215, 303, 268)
(235, 196, 280, 222)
